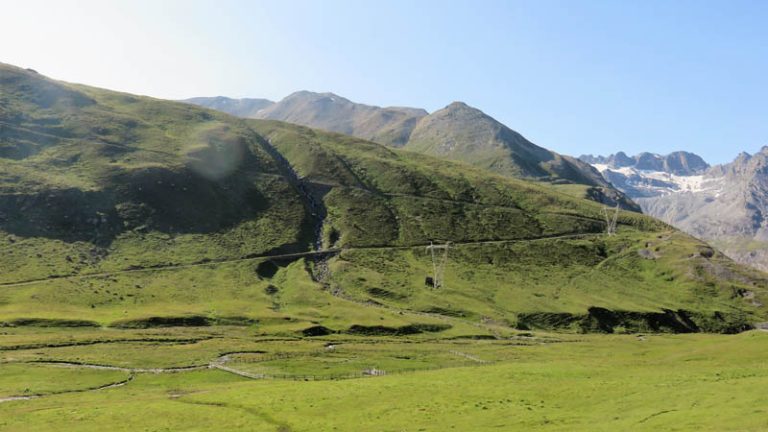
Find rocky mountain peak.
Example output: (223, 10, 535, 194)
(436, 101, 486, 119)
(581, 151, 709, 176)
(445, 101, 470, 110)
(611, 151, 635, 167)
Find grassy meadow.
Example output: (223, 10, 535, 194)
(1, 328, 767, 431)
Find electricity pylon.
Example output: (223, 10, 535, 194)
(602, 204, 620, 236)
(426, 241, 451, 289)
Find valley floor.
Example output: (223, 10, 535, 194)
(1, 327, 766, 431)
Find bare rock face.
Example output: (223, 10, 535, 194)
(583, 148, 768, 270)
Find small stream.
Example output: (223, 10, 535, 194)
(257, 137, 333, 286)
(258, 138, 328, 252)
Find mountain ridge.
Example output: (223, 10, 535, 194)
(580, 150, 710, 175)
(185, 91, 639, 210)
(181, 96, 274, 118)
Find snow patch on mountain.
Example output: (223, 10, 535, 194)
(592, 164, 724, 198)
(584, 148, 768, 271)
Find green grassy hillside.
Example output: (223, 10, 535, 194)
(252, 120, 651, 247)
(3, 63, 768, 431)
(252, 120, 768, 332)
(0, 62, 766, 334)
(0, 64, 312, 273)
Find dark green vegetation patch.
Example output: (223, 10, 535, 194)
(1, 318, 100, 328)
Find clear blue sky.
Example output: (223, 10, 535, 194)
(2, 0, 767, 164)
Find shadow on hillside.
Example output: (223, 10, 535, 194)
(0, 165, 278, 246)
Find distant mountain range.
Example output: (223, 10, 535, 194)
(183, 92, 637, 210)
(580, 151, 709, 176)
(581, 149, 768, 271)
(182, 96, 273, 118)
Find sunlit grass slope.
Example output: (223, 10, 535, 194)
(252, 120, 768, 331)
(0, 63, 767, 332)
